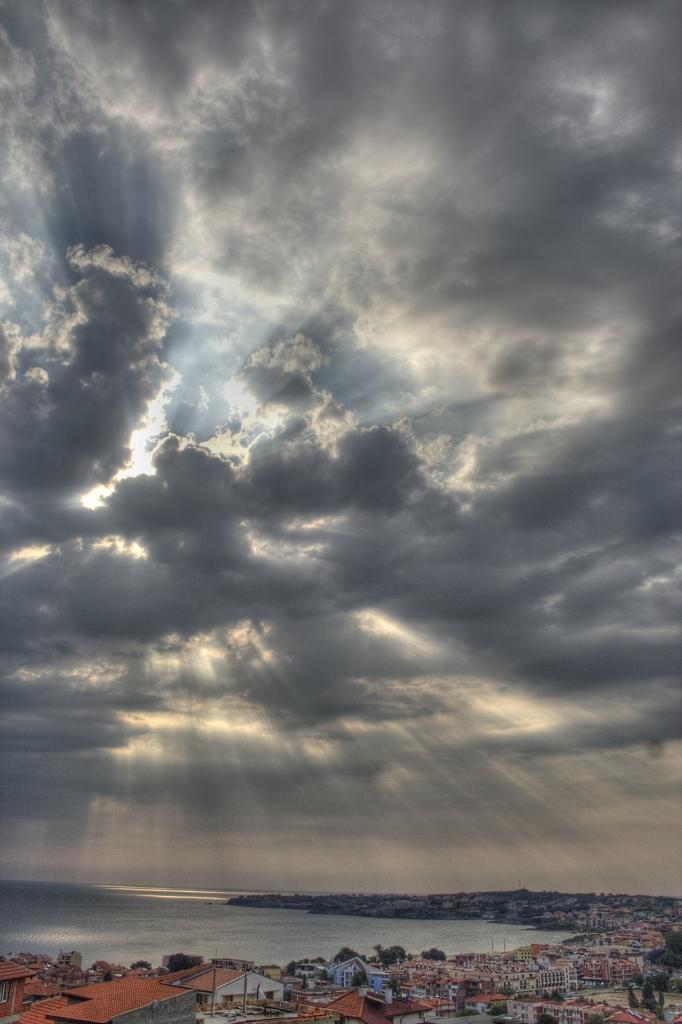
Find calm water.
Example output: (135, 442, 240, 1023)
(0, 880, 572, 967)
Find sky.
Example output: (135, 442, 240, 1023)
(0, 0, 680, 896)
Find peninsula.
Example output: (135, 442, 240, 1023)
(226, 889, 678, 929)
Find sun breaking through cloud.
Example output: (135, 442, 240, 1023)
(0, 0, 680, 893)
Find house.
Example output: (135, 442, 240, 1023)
(55, 956, 82, 972)
(328, 960, 389, 994)
(505, 999, 654, 1024)
(162, 965, 284, 1010)
(325, 989, 429, 1024)
(18, 976, 196, 1024)
(605, 1012, 658, 1024)
(21, 981, 62, 1007)
(209, 958, 255, 971)
(0, 963, 35, 1023)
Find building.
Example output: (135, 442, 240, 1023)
(55, 956, 82, 972)
(209, 957, 256, 971)
(21, 981, 62, 1007)
(325, 990, 429, 1024)
(18, 976, 196, 1024)
(328, 960, 389, 994)
(505, 999, 659, 1024)
(0, 963, 35, 1024)
(480, 964, 577, 996)
(162, 965, 284, 1010)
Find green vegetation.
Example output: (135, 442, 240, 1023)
(130, 960, 151, 970)
(334, 947, 362, 963)
(421, 948, 446, 961)
(373, 944, 408, 967)
(648, 931, 682, 970)
(165, 953, 203, 973)
(641, 979, 658, 1013)
(490, 1002, 508, 1016)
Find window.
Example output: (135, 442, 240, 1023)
(0, 981, 10, 1002)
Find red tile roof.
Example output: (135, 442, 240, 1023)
(19, 997, 70, 1024)
(163, 967, 243, 992)
(325, 992, 390, 1024)
(21, 977, 192, 1023)
(24, 980, 62, 997)
(383, 999, 430, 1018)
(0, 962, 35, 981)
(325, 991, 428, 1024)
(606, 1014, 657, 1024)
(157, 964, 213, 983)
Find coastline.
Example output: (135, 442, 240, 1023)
(225, 894, 580, 933)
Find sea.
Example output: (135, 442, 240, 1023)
(0, 880, 573, 968)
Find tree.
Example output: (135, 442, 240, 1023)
(421, 948, 446, 961)
(130, 961, 151, 970)
(165, 953, 203, 973)
(285, 961, 298, 977)
(103, 971, 114, 982)
(375, 945, 407, 968)
(490, 1002, 507, 1016)
(628, 986, 639, 1008)
(537, 1014, 558, 1024)
(351, 969, 368, 987)
(641, 980, 657, 1013)
(334, 948, 361, 963)
(648, 932, 682, 971)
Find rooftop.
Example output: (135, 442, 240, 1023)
(19, 977, 192, 1023)
(0, 962, 35, 982)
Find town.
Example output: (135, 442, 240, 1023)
(2, 894, 681, 1024)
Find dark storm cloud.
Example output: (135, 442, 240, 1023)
(0, 246, 172, 503)
(0, 0, 679, 889)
